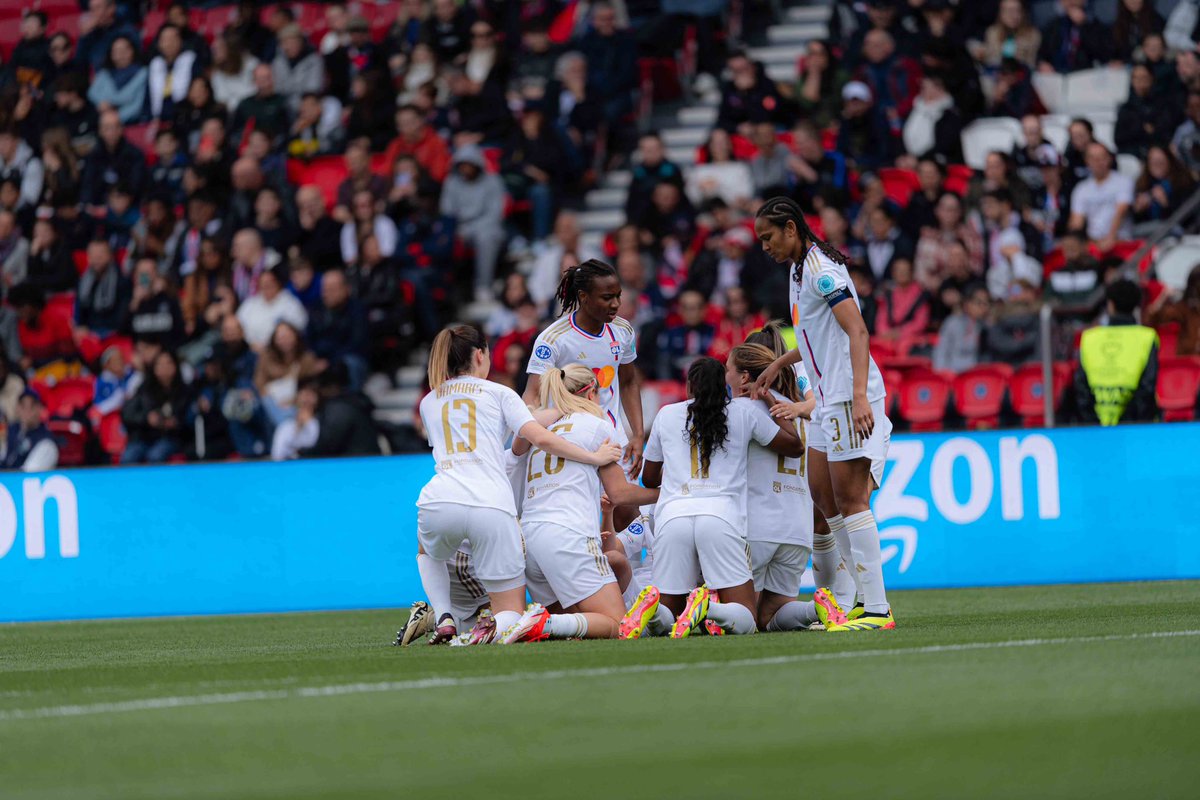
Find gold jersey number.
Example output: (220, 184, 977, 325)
(690, 442, 710, 479)
(777, 420, 807, 477)
(528, 423, 573, 481)
(441, 398, 477, 453)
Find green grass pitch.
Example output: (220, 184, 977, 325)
(2, 581, 1199, 799)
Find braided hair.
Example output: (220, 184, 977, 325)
(755, 196, 848, 286)
(684, 357, 729, 475)
(555, 258, 619, 317)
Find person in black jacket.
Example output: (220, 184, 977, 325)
(574, 3, 638, 125)
(299, 362, 381, 458)
(25, 219, 76, 295)
(80, 109, 146, 213)
(5, 12, 55, 90)
(307, 269, 370, 389)
(121, 349, 192, 464)
(501, 106, 569, 241)
(717, 52, 789, 134)
(125, 257, 185, 351)
(1116, 64, 1179, 158)
(624, 131, 684, 223)
(75, 240, 131, 339)
(1037, 0, 1112, 74)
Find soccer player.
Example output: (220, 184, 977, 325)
(752, 196, 896, 631)
(524, 260, 645, 475)
(415, 325, 621, 643)
(620, 357, 803, 639)
(502, 365, 660, 643)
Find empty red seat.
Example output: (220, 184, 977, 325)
(47, 12, 80, 40)
(897, 369, 951, 432)
(1156, 323, 1180, 357)
(878, 167, 919, 208)
(124, 122, 158, 160)
(944, 164, 973, 195)
(881, 368, 903, 417)
(1157, 357, 1200, 422)
(953, 364, 1013, 430)
(1010, 362, 1070, 427)
(0, 17, 22, 60)
(47, 419, 88, 467)
(97, 412, 127, 461)
(875, 354, 933, 374)
(286, 156, 347, 209)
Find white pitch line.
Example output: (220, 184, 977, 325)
(2, 630, 1198, 723)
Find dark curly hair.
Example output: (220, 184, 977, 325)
(555, 258, 619, 316)
(755, 195, 848, 286)
(684, 357, 729, 475)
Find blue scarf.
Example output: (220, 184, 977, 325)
(109, 63, 141, 89)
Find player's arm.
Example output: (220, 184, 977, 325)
(598, 462, 659, 507)
(751, 349, 803, 399)
(518, 421, 621, 466)
(831, 296, 875, 438)
(522, 372, 542, 408)
(770, 388, 816, 421)
(512, 407, 563, 455)
(762, 410, 804, 458)
(641, 460, 663, 489)
(617, 363, 645, 472)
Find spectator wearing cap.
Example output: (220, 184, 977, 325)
(837, 80, 891, 169)
(76, 239, 132, 340)
(148, 25, 197, 123)
(306, 270, 369, 390)
(902, 73, 963, 162)
(231, 228, 281, 302)
(76, 0, 138, 73)
(979, 0, 1041, 69)
(5, 11, 53, 90)
(575, 3, 638, 126)
(1027, 144, 1071, 253)
(1072, 280, 1159, 426)
(88, 35, 148, 125)
(1, 390, 58, 472)
(440, 144, 506, 303)
(236, 265, 308, 350)
(272, 23, 325, 114)
(933, 283, 990, 373)
(1069, 143, 1135, 252)
(80, 109, 147, 215)
(1037, 0, 1112, 74)
(1116, 64, 1178, 159)
(383, 105, 452, 184)
(121, 349, 191, 464)
(324, 14, 379, 103)
(232, 64, 290, 145)
(717, 51, 787, 135)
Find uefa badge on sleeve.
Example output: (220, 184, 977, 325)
(816, 274, 837, 297)
(534, 344, 553, 361)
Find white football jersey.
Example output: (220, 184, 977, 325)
(526, 313, 637, 446)
(789, 245, 886, 407)
(794, 361, 813, 397)
(417, 376, 535, 515)
(643, 397, 779, 534)
(617, 505, 655, 585)
(519, 412, 610, 537)
(504, 448, 530, 517)
(746, 390, 813, 547)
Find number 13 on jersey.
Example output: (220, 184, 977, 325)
(441, 398, 477, 453)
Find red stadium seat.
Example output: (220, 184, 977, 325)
(1157, 357, 1200, 422)
(548, 0, 579, 43)
(953, 364, 1013, 430)
(944, 164, 973, 196)
(47, 419, 88, 467)
(1010, 362, 1070, 427)
(881, 368, 903, 417)
(45, 292, 74, 322)
(875, 354, 933, 374)
(286, 156, 347, 209)
(97, 412, 127, 461)
(37, 0, 83, 14)
(878, 167, 919, 208)
(124, 122, 158, 161)
(1157, 323, 1180, 357)
(140, 9, 167, 47)
(0, 17, 22, 60)
(45, 377, 95, 417)
(897, 369, 951, 432)
(1042, 247, 1065, 278)
(481, 147, 502, 174)
(47, 12, 80, 40)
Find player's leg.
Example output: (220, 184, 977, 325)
(411, 505, 472, 644)
(808, 445, 859, 609)
(605, 548, 632, 593)
(756, 544, 810, 630)
(691, 518, 757, 636)
(464, 506, 528, 637)
(620, 517, 697, 638)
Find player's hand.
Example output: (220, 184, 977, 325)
(600, 492, 614, 515)
(590, 438, 623, 466)
(770, 401, 809, 421)
(623, 433, 644, 476)
(751, 361, 781, 400)
(852, 393, 874, 439)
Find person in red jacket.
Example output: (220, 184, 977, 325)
(10, 284, 77, 374)
(383, 105, 451, 184)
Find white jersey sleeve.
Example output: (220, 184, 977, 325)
(526, 330, 559, 375)
(743, 397, 780, 448)
(793, 362, 813, 397)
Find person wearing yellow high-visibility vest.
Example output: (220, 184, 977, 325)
(1073, 280, 1159, 426)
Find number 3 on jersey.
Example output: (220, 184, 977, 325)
(528, 423, 573, 481)
(441, 398, 477, 453)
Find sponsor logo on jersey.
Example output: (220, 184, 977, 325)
(534, 344, 553, 360)
(772, 481, 782, 494)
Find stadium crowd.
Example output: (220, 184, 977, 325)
(0, 0, 1197, 471)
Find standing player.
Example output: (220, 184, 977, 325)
(621, 357, 803, 639)
(752, 196, 895, 631)
(525, 260, 645, 475)
(415, 325, 621, 643)
(502, 365, 660, 642)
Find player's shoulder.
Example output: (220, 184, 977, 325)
(610, 316, 636, 343)
(534, 317, 573, 347)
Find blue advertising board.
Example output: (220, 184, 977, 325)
(3, 424, 1199, 623)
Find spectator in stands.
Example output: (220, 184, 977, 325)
(384, 105, 452, 183)
(899, 158, 944, 238)
(987, 279, 1042, 365)
(230, 228, 281, 302)
(271, 382, 320, 460)
(1013, 114, 1053, 188)
(819, 206, 866, 270)
(575, 3, 638, 126)
(489, 298, 539, 378)
(0, 210, 29, 290)
(162, 2, 210, 66)
(718, 51, 787, 135)
(181, 236, 231, 337)
(686, 128, 754, 208)
(791, 40, 849, 130)
(640, 181, 697, 250)
(981, 189, 1041, 299)
(965, 150, 1032, 213)
(445, 67, 512, 145)
(1112, 0, 1165, 63)
(324, 15, 380, 104)
(232, 64, 289, 146)
(423, 0, 472, 63)
(272, 24, 325, 114)
(1073, 279, 1159, 425)
(864, 204, 913, 282)
(1, 390, 58, 472)
(1166, 0, 1200, 52)
(299, 362, 381, 457)
(707, 286, 766, 363)
(848, 266, 879, 334)
(81, 110, 146, 215)
(294, 186, 343, 272)
(846, 0, 918, 68)
(626, 132, 685, 222)
(307, 269, 369, 389)
(1064, 118, 1097, 190)
(979, 0, 1041, 69)
(12, 285, 71, 373)
(121, 349, 190, 464)
(341, 188, 399, 264)
(1147, 264, 1200, 357)
(334, 140, 389, 221)
(211, 32, 259, 113)
(25, 219, 75, 295)
(930, 239, 978, 324)
(876, 257, 931, 343)
(986, 56, 1044, 120)
(836, 80, 890, 169)
(855, 30, 921, 155)
(1037, 0, 1112, 74)
(174, 79, 223, 155)
(0, 358, 24, 422)
(254, 321, 326, 426)
(502, 106, 568, 242)
(1117, 64, 1178, 158)
(6, 12, 53, 91)
(789, 121, 849, 214)
(49, 72, 100, 156)
(902, 73, 963, 162)
(1069, 143, 1135, 251)
(126, 257, 185, 351)
(252, 186, 295, 257)
(657, 289, 715, 379)
(1173, 92, 1200, 165)
(0, 128, 43, 215)
(1046, 230, 1105, 322)
(1027, 145, 1071, 254)
(748, 122, 791, 197)
(1133, 145, 1196, 231)
(440, 144, 506, 303)
(236, 265, 308, 350)
(77, 0, 137, 73)
(148, 25, 196, 123)
(933, 283, 990, 373)
(286, 92, 344, 160)
(75, 240, 131, 340)
(38, 130, 80, 212)
(93, 345, 134, 417)
(87, 36, 147, 125)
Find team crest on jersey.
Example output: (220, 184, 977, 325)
(534, 344, 553, 360)
(772, 481, 782, 494)
(680, 483, 690, 495)
(816, 274, 837, 296)
(527, 487, 536, 499)
(628, 521, 644, 536)
(610, 343, 622, 358)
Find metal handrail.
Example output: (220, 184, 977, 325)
(1118, 183, 1200, 276)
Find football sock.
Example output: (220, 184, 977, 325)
(827, 515, 862, 606)
(705, 601, 757, 635)
(810, 531, 840, 587)
(416, 554, 453, 622)
(547, 613, 588, 639)
(766, 600, 818, 631)
(844, 510, 889, 614)
(648, 603, 675, 636)
(493, 609, 522, 635)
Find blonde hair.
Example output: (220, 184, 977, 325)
(427, 325, 488, 390)
(730, 342, 799, 402)
(539, 364, 603, 418)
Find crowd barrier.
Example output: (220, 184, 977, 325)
(3, 424, 1199, 623)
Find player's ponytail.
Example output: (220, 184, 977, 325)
(755, 196, 848, 285)
(744, 319, 790, 359)
(428, 324, 488, 390)
(554, 258, 619, 317)
(730, 342, 799, 402)
(684, 357, 729, 474)
(539, 364, 603, 419)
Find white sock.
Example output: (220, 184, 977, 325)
(705, 601, 757, 635)
(844, 510, 889, 614)
(810, 532, 839, 586)
(493, 609, 522, 635)
(827, 515, 861, 606)
(647, 603, 675, 636)
(416, 554, 453, 622)
(622, 575, 644, 609)
(766, 600, 818, 631)
(547, 613, 588, 639)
